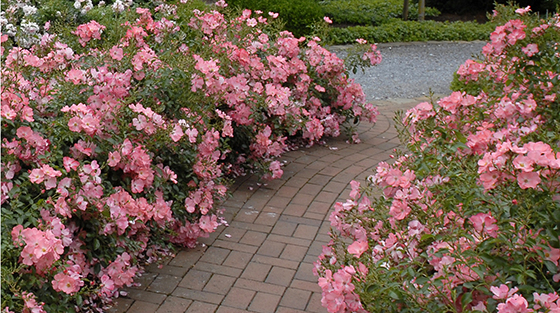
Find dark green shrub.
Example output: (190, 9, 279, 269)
(327, 20, 496, 44)
(426, 0, 559, 14)
(320, 0, 440, 26)
(226, 0, 325, 37)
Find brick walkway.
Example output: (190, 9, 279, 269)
(108, 98, 423, 313)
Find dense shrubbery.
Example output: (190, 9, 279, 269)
(1, 0, 382, 311)
(320, 0, 440, 26)
(222, 0, 325, 38)
(427, 0, 559, 14)
(315, 4, 560, 313)
(328, 20, 495, 44)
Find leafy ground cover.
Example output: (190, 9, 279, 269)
(314, 4, 560, 313)
(1, 0, 382, 311)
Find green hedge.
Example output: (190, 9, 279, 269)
(226, 0, 324, 37)
(427, 0, 559, 14)
(320, 0, 440, 26)
(328, 20, 496, 44)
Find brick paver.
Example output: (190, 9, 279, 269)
(109, 99, 422, 312)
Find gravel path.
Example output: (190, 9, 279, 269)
(334, 41, 487, 101)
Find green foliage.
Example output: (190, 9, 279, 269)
(226, 0, 325, 37)
(328, 20, 496, 44)
(320, 0, 440, 26)
(426, 0, 559, 14)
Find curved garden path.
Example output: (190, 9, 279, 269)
(108, 98, 421, 313)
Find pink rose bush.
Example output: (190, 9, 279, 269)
(1, 1, 380, 311)
(315, 5, 560, 313)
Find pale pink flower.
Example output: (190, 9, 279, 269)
(29, 168, 45, 184)
(314, 85, 326, 92)
(247, 18, 257, 27)
(16, 126, 33, 140)
(108, 151, 121, 167)
(22, 292, 46, 313)
(521, 43, 539, 57)
(269, 161, 283, 179)
(170, 124, 184, 142)
(52, 271, 83, 294)
(545, 247, 560, 265)
(515, 6, 531, 15)
(512, 155, 533, 172)
(66, 69, 84, 84)
(63, 157, 80, 172)
(109, 46, 124, 60)
(222, 120, 233, 137)
(349, 180, 360, 199)
(21, 106, 34, 122)
(479, 171, 500, 190)
(68, 117, 81, 132)
(497, 294, 531, 313)
(133, 115, 148, 131)
(131, 179, 145, 193)
(44, 177, 58, 190)
(199, 214, 218, 233)
(347, 240, 368, 258)
(324, 16, 333, 24)
(491, 284, 519, 300)
(389, 199, 411, 220)
(517, 171, 541, 189)
(80, 114, 99, 135)
(470, 212, 499, 238)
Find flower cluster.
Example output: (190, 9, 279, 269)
(2, 2, 379, 311)
(315, 5, 560, 313)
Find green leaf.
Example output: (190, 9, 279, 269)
(93, 238, 101, 251)
(552, 208, 560, 222)
(472, 266, 487, 281)
(461, 291, 473, 310)
(388, 290, 399, 300)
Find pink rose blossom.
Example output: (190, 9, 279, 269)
(109, 46, 124, 60)
(170, 124, 184, 142)
(470, 212, 499, 238)
(517, 171, 541, 189)
(515, 6, 531, 15)
(347, 240, 368, 258)
(522, 43, 539, 57)
(52, 271, 83, 294)
(247, 18, 257, 27)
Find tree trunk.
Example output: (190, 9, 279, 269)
(418, 0, 425, 21)
(402, 0, 409, 21)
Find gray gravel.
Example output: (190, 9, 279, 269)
(333, 41, 487, 101)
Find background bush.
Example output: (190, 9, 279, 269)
(426, 0, 559, 14)
(328, 20, 495, 44)
(320, 0, 440, 26)
(224, 0, 325, 37)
